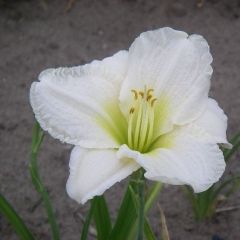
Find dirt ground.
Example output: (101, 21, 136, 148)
(0, 0, 240, 239)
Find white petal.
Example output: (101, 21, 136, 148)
(120, 27, 212, 134)
(66, 146, 139, 204)
(186, 98, 231, 148)
(30, 51, 128, 148)
(118, 129, 225, 192)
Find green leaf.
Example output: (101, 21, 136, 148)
(183, 131, 240, 221)
(224, 176, 240, 197)
(223, 131, 240, 161)
(212, 175, 240, 201)
(80, 199, 96, 240)
(183, 186, 215, 221)
(108, 185, 138, 240)
(93, 196, 112, 240)
(29, 122, 60, 240)
(198, 187, 215, 218)
(182, 186, 196, 205)
(144, 218, 156, 240)
(145, 182, 162, 214)
(127, 182, 163, 240)
(0, 193, 35, 240)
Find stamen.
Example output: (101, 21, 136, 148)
(138, 101, 150, 151)
(129, 107, 135, 114)
(133, 102, 143, 148)
(147, 89, 154, 96)
(128, 113, 134, 148)
(143, 106, 154, 152)
(146, 95, 152, 101)
(139, 91, 144, 98)
(131, 90, 138, 100)
(127, 87, 157, 152)
(151, 98, 157, 107)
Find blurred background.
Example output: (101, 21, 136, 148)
(0, 0, 239, 239)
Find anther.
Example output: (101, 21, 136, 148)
(147, 95, 152, 101)
(151, 98, 157, 107)
(131, 90, 138, 100)
(139, 91, 144, 98)
(147, 89, 154, 96)
(129, 107, 135, 114)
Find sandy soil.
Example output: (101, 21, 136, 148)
(0, 0, 240, 239)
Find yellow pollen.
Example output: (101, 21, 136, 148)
(139, 91, 144, 98)
(129, 107, 135, 114)
(147, 95, 152, 101)
(131, 89, 138, 100)
(151, 98, 157, 107)
(147, 89, 154, 96)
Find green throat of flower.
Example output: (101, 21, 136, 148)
(127, 87, 157, 153)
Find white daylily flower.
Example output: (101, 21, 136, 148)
(30, 27, 231, 204)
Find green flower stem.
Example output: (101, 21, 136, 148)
(127, 181, 162, 240)
(30, 122, 60, 240)
(136, 169, 145, 240)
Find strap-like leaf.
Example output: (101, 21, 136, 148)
(93, 196, 112, 240)
(108, 185, 138, 240)
(183, 185, 216, 220)
(144, 218, 157, 240)
(145, 182, 162, 214)
(80, 199, 96, 240)
(0, 193, 35, 240)
(212, 175, 240, 201)
(127, 182, 163, 239)
(224, 131, 240, 161)
(29, 122, 60, 240)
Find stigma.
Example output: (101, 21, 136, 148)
(128, 86, 157, 152)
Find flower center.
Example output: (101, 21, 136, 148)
(128, 86, 157, 153)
